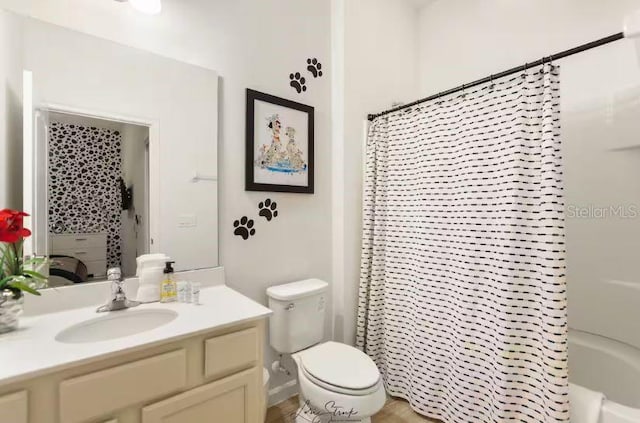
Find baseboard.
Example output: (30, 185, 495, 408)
(268, 379, 298, 407)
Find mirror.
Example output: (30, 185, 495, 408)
(45, 112, 150, 285)
(2, 9, 219, 286)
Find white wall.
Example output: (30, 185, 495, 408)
(0, 10, 22, 209)
(417, 0, 640, 348)
(120, 123, 149, 277)
(562, 41, 640, 349)
(417, 0, 640, 94)
(0, 0, 332, 402)
(332, 0, 421, 345)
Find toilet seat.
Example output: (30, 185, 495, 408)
(298, 341, 381, 396)
(300, 364, 382, 396)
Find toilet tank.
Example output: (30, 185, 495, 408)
(267, 279, 328, 353)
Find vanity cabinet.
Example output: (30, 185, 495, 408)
(0, 320, 265, 423)
(60, 350, 188, 423)
(0, 390, 28, 423)
(204, 327, 259, 379)
(142, 368, 259, 423)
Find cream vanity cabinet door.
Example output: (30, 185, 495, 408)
(0, 391, 28, 423)
(142, 368, 259, 423)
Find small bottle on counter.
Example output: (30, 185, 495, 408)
(177, 281, 189, 303)
(191, 282, 201, 305)
(160, 261, 177, 303)
(185, 281, 193, 303)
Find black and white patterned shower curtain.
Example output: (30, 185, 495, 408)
(357, 64, 569, 422)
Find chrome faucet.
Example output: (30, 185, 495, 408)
(96, 267, 141, 313)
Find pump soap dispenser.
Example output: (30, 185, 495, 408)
(160, 261, 178, 303)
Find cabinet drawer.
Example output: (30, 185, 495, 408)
(142, 368, 258, 423)
(60, 349, 187, 423)
(205, 328, 258, 379)
(54, 246, 106, 262)
(0, 391, 27, 423)
(51, 233, 106, 250)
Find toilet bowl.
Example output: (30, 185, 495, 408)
(292, 341, 386, 423)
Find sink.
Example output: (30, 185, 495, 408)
(55, 309, 178, 344)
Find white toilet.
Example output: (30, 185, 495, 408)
(267, 279, 386, 423)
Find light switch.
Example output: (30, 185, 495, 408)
(178, 214, 197, 228)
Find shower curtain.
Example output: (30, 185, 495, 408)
(357, 64, 569, 422)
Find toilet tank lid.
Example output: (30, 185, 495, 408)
(267, 279, 329, 301)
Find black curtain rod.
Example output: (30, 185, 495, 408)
(367, 32, 625, 121)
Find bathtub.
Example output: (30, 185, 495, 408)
(569, 329, 640, 423)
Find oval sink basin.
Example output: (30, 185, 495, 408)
(55, 309, 178, 344)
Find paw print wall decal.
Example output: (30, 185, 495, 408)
(287, 58, 324, 94)
(306, 58, 323, 78)
(258, 199, 278, 221)
(289, 72, 307, 94)
(233, 216, 255, 240)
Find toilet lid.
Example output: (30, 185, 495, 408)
(299, 342, 380, 391)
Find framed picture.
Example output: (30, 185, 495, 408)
(246, 89, 314, 193)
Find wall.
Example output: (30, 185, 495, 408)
(0, 0, 332, 402)
(0, 10, 22, 209)
(417, 0, 640, 348)
(120, 123, 149, 277)
(331, 0, 421, 345)
(417, 0, 640, 94)
(48, 120, 123, 268)
(43, 112, 147, 277)
(561, 42, 640, 349)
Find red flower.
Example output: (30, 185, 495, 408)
(0, 209, 31, 243)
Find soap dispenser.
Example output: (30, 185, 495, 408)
(160, 261, 177, 303)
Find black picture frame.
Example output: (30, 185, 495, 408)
(245, 89, 314, 194)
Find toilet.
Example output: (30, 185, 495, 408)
(267, 279, 386, 423)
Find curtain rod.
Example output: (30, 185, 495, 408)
(367, 32, 625, 121)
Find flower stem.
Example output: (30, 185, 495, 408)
(11, 240, 21, 276)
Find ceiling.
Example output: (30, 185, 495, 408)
(404, 0, 436, 9)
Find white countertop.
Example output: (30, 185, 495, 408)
(0, 285, 272, 387)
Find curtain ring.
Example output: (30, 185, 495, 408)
(461, 83, 466, 98)
(489, 74, 495, 90)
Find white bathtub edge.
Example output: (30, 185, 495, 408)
(600, 400, 640, 423)
(569, 328, 640, 423)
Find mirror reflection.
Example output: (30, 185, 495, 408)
(46, 113, 149, 286)
(3, 9, 220, 288)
